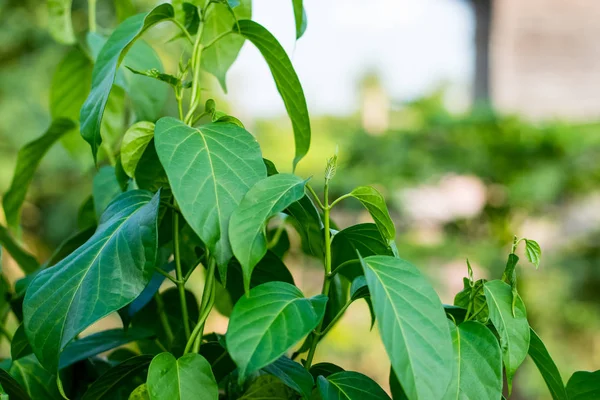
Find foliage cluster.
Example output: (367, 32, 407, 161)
(0, 1, 597, 399)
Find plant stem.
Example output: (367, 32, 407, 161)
(305, 182, 332, 370)
(171, 18, 194, 44)
(173, 205, 191, 340)
(267, 218, 287, 249)
(328, 193, 352, 210)
(316, 301, 350, 338)
(88, 0, 97, 33)
(184, 257, 216, 354)
(203, 30, 232, 50)
(184, 25, 205, 124)
(306, 184, 326, 210)
(155, 293, 175, 345)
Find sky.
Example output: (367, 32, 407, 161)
(223, 0, 474, 117)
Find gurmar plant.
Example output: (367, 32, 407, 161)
(0, 1, 597, 399)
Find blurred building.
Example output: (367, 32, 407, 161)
(470, 0, 600, 120)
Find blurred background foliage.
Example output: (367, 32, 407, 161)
(1, 0, 599, 398)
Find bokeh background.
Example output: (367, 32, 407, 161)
(1, 0, 600, 398)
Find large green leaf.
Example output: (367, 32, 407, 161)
(234, 20, 311, 169)
(9, 355, 61, 400)
(359, 255, 453, 400)
(146, 353, 218, 400)
(0, 369, 29, 400)
(331, 223, 393, 281)
(202, 0, 251, 91)
(444, 321, 502, 399)
(292, 0, 307, 39)
(81, 355, 153, 400)
(121, 121, 155, 178)
(226, 281, 327, 380)
(3, 119, 76, 229)
(155, 117, 266, 278)
(317, 371, 390, 400)
(23, 190, 160, 371)
(483, 280, 530, 393)
(350, 186, 396, 245)
(229, 174, 306, 292)
(566, 370, 600, 400)
(79, 4, 174, 161)
(47, 0, 75, 44)
(528, 328, 567, 400)
(263, 356, 314, 399)
(0, 225, 38, 274)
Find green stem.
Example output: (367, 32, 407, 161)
(88, 0, 97, 33)
(203, 30, 232, 50)
(316, 301, 350, 337)
(184, 257, 216, 354)
(305, 182, 332, 370)
(328, 259, 359, 279)
(171, 18, 194, 44)
(184, 25, 205, 124)
(306, 184, 326, 210)
(154, 267, 178, 284)
(328, 193, 352, 210)
(155, 293, 175, 345)
(467, 302, 486, 321)
(173, 206, 191, 340)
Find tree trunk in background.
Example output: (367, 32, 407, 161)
(472, 0, 492, 104)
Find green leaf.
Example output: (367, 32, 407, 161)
(331, 223, 393, 281)
(292, 0, 307, 39)
(92, 166, 124, 219)
(155, 117, 266, 279)
(202, 0, 251, 91)
(317, 371, 391, 400)
(146, 353, 218, 400)
(50, 48, 94, 163)
(0, 369, 29, 400)
(81, 355, 153, 400)
(263, 356, 314, 399)
(350, 186, 396, 245)
(225, 251, 295, 305)
(310, 363, 344, 380)
(3, 119, 76, 229)
(11, 325, 31, 361)
(23, 190, 160, 371)
(483, 280, 530, 393)
(359, 255, 453, 400)
(121, 121, 155, 178)
(125, 66, 180, 87)
(226, 281, 327, 380)
(79, 4, 174, 161)
(9, 355, 61, 400)
(525, 239, 541, 268)
(47, 0, 75, 44)
(239, 375, 295, 399)
(135, 139, 170, 193)
(454, 278, 488, 323)
(200, 340, 236, 383)
(230, 174, 306, 292)
(129, 384, 150, 400)
(389, 368, 407, 400)
(0, 225, 38, 274)
(528, 328, 568, 400)
(234, 20, 311, 169)
(566, 370, 600, 400)
(59, 328, 153, 370)
(350, 276, 376, 328)
(285, 195, 324, 257)
(123, 41, 168, 121)
(182, 3, 200, 34)
(444, 321, 502, 399)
